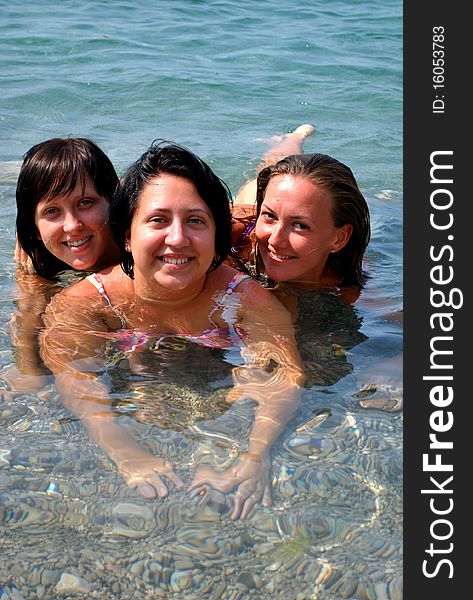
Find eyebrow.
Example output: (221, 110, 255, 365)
(261, 202, 310, 222)
(146, 207, 211, 215)
(141, 207, 214, 220)
(38, 186, 100, 206)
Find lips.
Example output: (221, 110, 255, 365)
(64, 235, 92, 248)
(159, 255, 193, 265)
(267, 249, 295, 261)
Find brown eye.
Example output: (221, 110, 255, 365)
(43, 207, 59, 217)
(79, 198, 94, 207)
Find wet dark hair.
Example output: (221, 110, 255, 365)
(16, 137, 119, 280)
(255, 153, 371, 287)
(109, 141, 233, 278)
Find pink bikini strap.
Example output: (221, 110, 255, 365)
(208, 272, 251, 325)
(226, 272, 251, 293)
(85, 274, 127, 329)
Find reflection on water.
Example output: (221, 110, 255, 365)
(0, 0, 403, 592)
(0, 292, 402, 599)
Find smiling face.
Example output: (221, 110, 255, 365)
(34, 175, 117, 272)
(126, 173, 216, 300)
(255, 174, 352, 285)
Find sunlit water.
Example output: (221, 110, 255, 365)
(0, 1, 402, 598)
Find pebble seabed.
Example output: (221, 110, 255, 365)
(0, 384, 403, 599)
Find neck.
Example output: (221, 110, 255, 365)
(132, 274, 207, 308)
(287, 266, 341, 291)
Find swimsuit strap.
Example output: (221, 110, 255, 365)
(208, 272, 251, 326)
(226, 272, 251, 292)
(85, 273, 127, 329)
(86, 271, 251, 348)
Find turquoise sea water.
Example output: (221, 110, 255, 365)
(0, 1, 403, 598)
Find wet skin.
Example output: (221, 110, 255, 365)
(126, 173, 217, 302)
(34, 175, 118, 272)
(255, 174, 351, 286)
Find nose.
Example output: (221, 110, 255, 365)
(268, 222, 286, 247)
(165, 219, 188, 247)
(63, 210, 83, 233)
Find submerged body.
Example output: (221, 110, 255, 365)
(41, 143, 306, 519)
(232, 133, 402, 407)
(9, 138, 120, 391)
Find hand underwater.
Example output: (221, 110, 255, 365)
(188, 452, 272, 520)
(118, 455, 183, 499)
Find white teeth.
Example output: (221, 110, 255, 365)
(66, 237, 91, 247)
(269, 251, 293, 260)
(161, 256, 190, 265)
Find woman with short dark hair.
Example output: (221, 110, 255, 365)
(16, 136, 120, 279)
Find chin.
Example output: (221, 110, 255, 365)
(66, 251, 98, 270)
(158, 277, 192, 291)
(264, 269, 291, 283)
(70, 260, 94, 271)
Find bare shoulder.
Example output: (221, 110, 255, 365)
(230, 272, 272, 299)
(45, 266, 128, 328)
(238, 276, 271, 300)
(59, 277, 98, 300)
(43, 271, 118, 331)
(207, 266, 291, 328)
(234, 274, 298, 345)
(60, 265, 127, 300)
(46, 279, 99, 317)
(206, 265, 271, 302)
(206, 263, 238, 290)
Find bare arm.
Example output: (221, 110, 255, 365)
(3, 269, 57, 392)
(14, 235, 35, 271)
(40, 288, 183, 498)
(190, 280, 306, 519)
